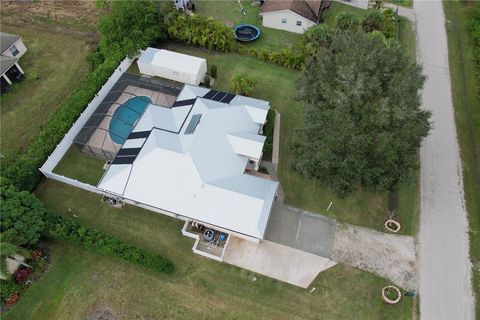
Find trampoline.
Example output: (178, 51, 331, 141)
(109, 96, 151, 144)
(234, 24, 261, 42)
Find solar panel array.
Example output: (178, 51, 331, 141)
(203, 90, 235, 104)
(112, 131, 151, 165)
(184, 114, 202, 134)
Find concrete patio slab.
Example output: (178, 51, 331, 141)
(223, 236, 337, 288)
(265, 203, 336, 258)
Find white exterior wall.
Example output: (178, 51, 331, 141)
(2, 38, 27, 59)
(260, 10, 316, 34)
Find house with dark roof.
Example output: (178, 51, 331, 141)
(259, 0, 331, 34)
(1, 32, 27, 94)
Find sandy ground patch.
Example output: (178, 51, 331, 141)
(331, 223, 416, 290)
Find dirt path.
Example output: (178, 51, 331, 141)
(331, 223, 416, 291)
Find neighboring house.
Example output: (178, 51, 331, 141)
(259, 0, 331, 34)
(0, 32, 27, 94)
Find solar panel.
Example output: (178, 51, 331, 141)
(203, 90, 218, 99)
(211, 92, 227, 101)
(112, 155, 136, 165)
(221, 93, 235, 104)
(172, 98, 196, 107)
(184, 114, 202, 134)
(128, 131, 151, 139)
(117, 147, 142, 156)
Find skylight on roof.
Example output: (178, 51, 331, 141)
(184, 114, 202, 134)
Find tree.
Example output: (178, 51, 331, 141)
(98, 0, 169, 59)
(293, 30, 431, 196)
(231, 73, 257, 96)
(335, 12, 360, 32)
(362, 10, 385, 33)
(0, 185, 46, 246)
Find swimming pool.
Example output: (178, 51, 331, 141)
(109, 96, 151, 145)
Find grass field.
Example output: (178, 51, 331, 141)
(0, 25, 92, 154)
(322, 1, 369, 27)
(388, 0, 413, 8)
(53, 146, 106, 186)
(444, 0, 480, 313)
(15, 180, 413, 320)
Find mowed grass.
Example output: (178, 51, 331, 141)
(53, 146, 106, 186)
(0, 25, 92, 154)
(164, 43, 417, 235)
(444, 0, 480, 313)
(388, 0, 413, 8)
(21, 180, 413, 320)
(195, 0, 301, 50)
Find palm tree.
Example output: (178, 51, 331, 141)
(0, 235, 31, 280)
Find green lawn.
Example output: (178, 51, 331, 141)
(388, 0, 413, 8)
(18, 180, 414, 320)
(322, 1, 368, 27)
(444, 0, 480, 313)
(53, 146, 106, 186)
(0, 25, 92, 155)
(398, 16, 416, 60)
(195, 0, 301, 50)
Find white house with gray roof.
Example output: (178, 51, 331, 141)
(98, 84, 279, 242)
(0, 32, 27, 94)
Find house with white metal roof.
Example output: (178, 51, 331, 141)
(97, 84, 279, 245)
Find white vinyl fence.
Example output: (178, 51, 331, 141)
(40, 56, 135, 193)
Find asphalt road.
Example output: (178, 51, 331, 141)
(414, 1, 475, 319)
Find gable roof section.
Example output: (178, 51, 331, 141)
(98, 85, 278, 239)
(0, 55, 17, 75)
(0, 32, 20, 54)
(260, 0, 324, 23)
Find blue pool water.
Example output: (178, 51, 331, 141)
(109, 96, 151, 144)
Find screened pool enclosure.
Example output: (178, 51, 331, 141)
(73, 73, 181, 160)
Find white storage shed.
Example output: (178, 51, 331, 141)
(137, 48, 207, 85)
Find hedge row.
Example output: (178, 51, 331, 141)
(236, 46, 304, 70)
(168, 14, 236, 52)
(2, 58, 120, 191)
(44, 211, 174, 274)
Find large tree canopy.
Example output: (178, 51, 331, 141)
(98, 0, 168, 59)
(293, 30, 431, 196)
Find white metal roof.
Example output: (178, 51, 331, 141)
(138, 48, 206, 77)
(98, 85, 278, 239)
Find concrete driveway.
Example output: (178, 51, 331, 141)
(223, 236, 336, 288)
(265, 203, 337, 258)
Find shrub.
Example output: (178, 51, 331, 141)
(0, 185, 46, 245)
(14, 268, 32, 284)
(168, 14, 236, 52)
(231, 73, 257, 96)
(335, 12, 360, 31)
(44, 211, 174, 274)
(210, 64, 217, 78)
(362, 10, 385, 33)
(262, 109, 276, 160)
(383, 8, 396, 39)
(0, 279, 21, 303)
(203, 75, 211, 88)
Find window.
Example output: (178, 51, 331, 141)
(296, 20, 302, 26)
(281, 18, 287, 24)
(9, 45, 19, 57)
